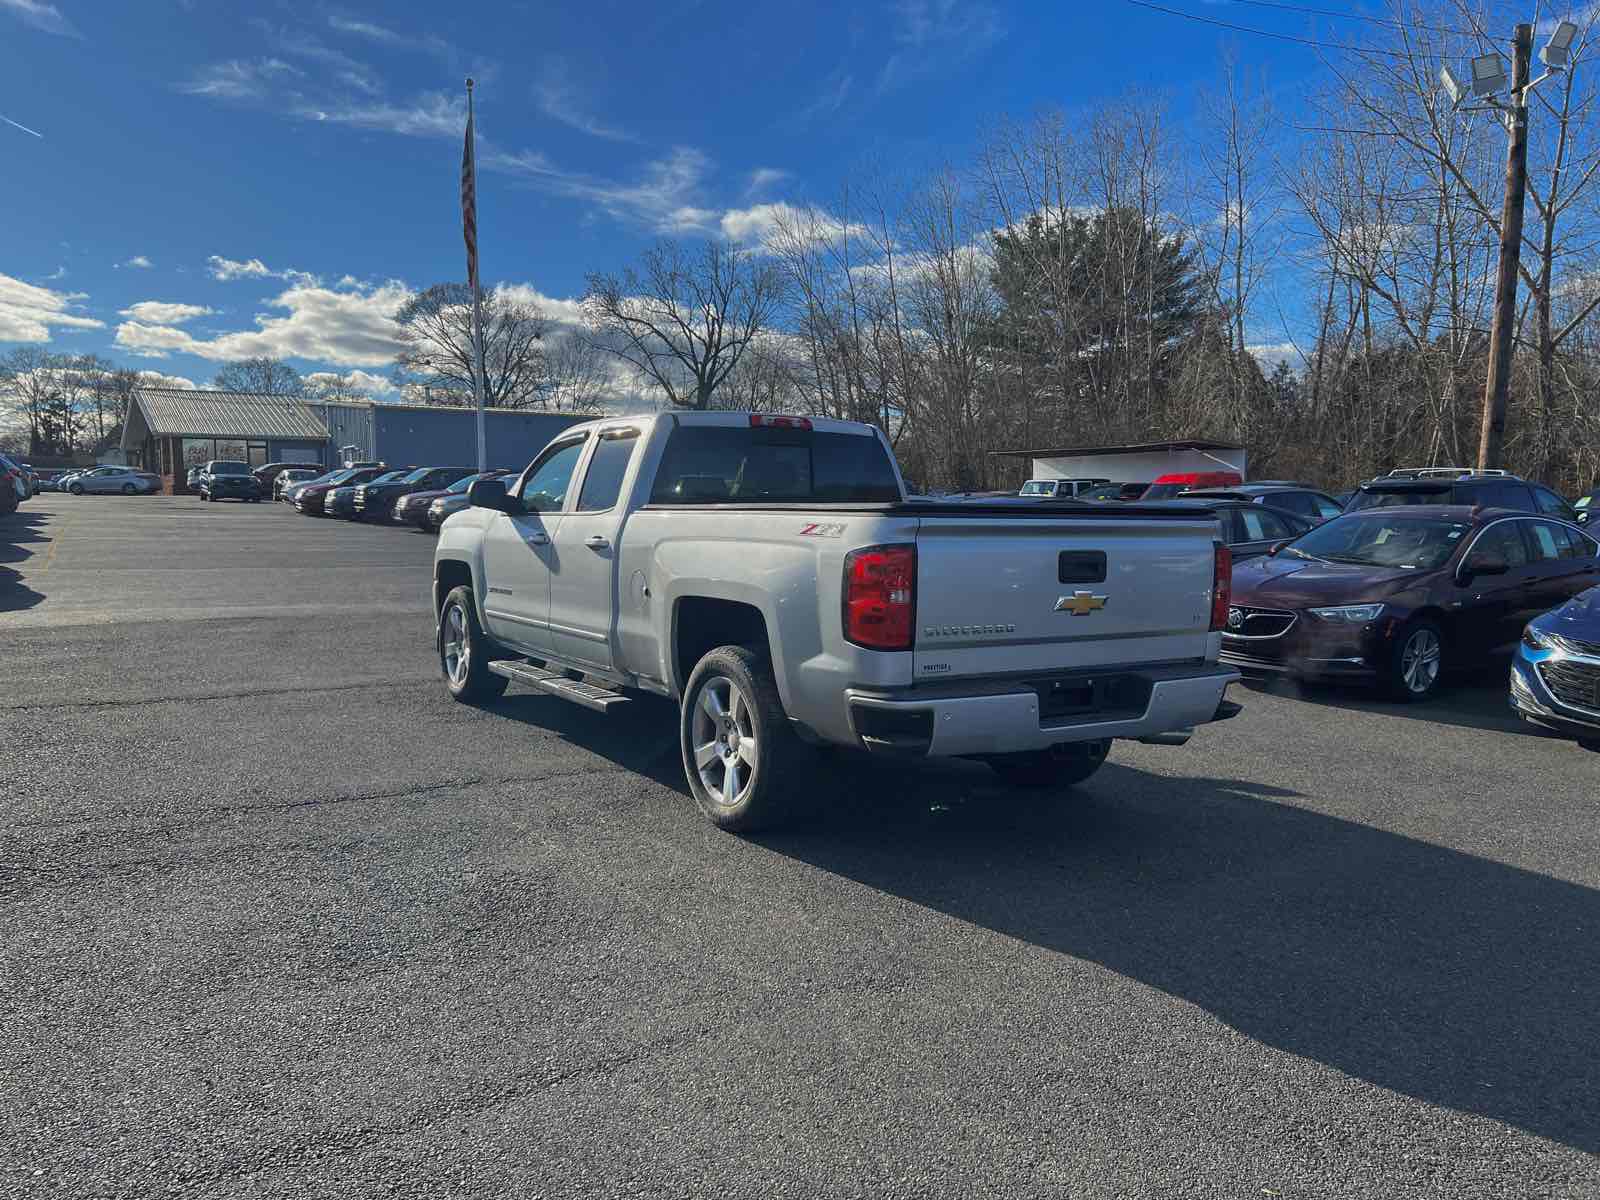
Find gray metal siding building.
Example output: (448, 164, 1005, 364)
(124, 388, 591, 492)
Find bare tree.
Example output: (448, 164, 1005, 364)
(392, 284, 551, 409)
(541, 334, 610, 413)
(213, 356, 305, 395)
(583, 239, 788, 410)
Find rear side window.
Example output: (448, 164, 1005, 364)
(649, 425, 900, 504)
(576, 429, 641, 512)
(1532, 486, 1574, 519)
(1268, 492, 1315, 518)
(1470, 480, 1536, 510)
(1238, 507, 1293, 541)
(1526, 521, 1566, 562)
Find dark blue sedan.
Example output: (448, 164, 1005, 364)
(1513, 585, 1600, 746)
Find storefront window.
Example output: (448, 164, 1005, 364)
(248, 442, 268, 467)
(216, 440, 248, 463)
(183, 438, 214, 467)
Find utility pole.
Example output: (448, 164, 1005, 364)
(1477, 22, 1532, 472)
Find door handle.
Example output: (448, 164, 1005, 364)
(526, 532, 550, 546)
(585, 535, 611, 551)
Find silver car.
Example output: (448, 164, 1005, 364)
(66, 466, 159, 495)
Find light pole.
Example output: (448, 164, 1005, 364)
(1440, 19, 1579, 471)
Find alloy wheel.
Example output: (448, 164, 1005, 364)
(441, 603, 470, 686)
(1401, 628, 1441, 694)
(690, 675, 759, 809)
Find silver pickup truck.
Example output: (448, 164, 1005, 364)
(433, 412, 1241, 829)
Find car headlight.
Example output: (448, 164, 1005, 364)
(1522, 624, 1549, 650)
(1309, 604, 1385, 623)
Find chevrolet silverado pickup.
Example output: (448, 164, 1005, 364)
(432, 412, 1241, 830)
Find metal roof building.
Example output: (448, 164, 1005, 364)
(122, 388, 589, 493)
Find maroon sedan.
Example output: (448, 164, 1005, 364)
(1221, 505, 1600, 700)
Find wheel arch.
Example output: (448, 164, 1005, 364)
(671, 594, 774, 700)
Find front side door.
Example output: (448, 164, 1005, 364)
(479, 435, 588, 655)
(1454, 520, 1536, 655)
(547, 426, 643, 669)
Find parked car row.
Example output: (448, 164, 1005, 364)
(38, 465, 161, 496)
(280, 463, 513, 532)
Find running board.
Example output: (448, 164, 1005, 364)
(487, 660, 630, 712)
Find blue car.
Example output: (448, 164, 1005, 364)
(1512, 585, 1600, 746)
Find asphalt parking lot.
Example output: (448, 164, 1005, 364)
(3, 493, 1598, 1198)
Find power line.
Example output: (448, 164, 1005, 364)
(1124, 0, 1417, 54)
(1218, 0, 1477, 38)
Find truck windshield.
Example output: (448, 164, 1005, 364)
(649, 426, 901, 504)
(210, 461, 251, 475)
(1018, 481, 1055, 496)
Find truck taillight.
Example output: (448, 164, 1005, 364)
(843, 544, 916, 651)
(1210, 542, 1232, 631)
(750, 414, 812, 431)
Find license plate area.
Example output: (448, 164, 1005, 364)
(1030, 672, 1151, 726)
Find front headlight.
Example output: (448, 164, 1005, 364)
(1522, 624, 1548, 650)
(1309, 604, 1385, 623)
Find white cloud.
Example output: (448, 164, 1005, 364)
(878, 0, 1005, 94)
(207, 255, 272, 281)
(118, 301, 213, 324)
(0, 271, 104, 342)
(745, 167, 791, 196)
(205, 255, 318, 286)
(495, 284, 589, 328)
(488, 145, 716, 234)
(134, 369, 199, 390)
(326, 15, 456, 60)
(1247, 341, 1303, 374)
(533, 58, 633, 142)
(0, 0, 80, 37)
(298, 90, 463, 137)
(115, 280, 411, 367)
(305, 368, 395, 395)
(719, 202, 868, 251)
(43, 266, 66, 281)
(118, 255, 153, 269)
(179, 58, 302, 100)
(796, 70, 853, 125)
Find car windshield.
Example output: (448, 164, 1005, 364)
(402, 468, 433, 483)
(446, 472, 492, 494)
(1286, 514, 1470, 570)
(210, 461, 251, 475)
(368, 470, 408, 483)
(1142, 483, 1188, 500)
(1019, 481, 1054, 496)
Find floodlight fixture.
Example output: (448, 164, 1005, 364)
(1440, 64, 1470, 106)
(1471, 51, 1510, 95)
(1541, 20, 1579, 68)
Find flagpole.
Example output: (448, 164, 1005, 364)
(466, 77, 487, 472)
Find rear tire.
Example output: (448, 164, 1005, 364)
(438, 585, 508, 703)
(680, 645, 800, 832)
(1386, 619, 1444, 702)
(121, 483, 136, 494)
(989, 740, 1110, 789)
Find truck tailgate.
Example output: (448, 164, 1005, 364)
(911, 512, 1220, 679)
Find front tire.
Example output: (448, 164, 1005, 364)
(1387, 619, 1444, 701)
(69, 483, 83, 495)
(121, 483, 136, 495)
(680, 645, 799, 832)
(437, 585, 508, 703)
(989, 740, 1110, 789)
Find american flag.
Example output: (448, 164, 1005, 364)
(461, 91, 478, 291)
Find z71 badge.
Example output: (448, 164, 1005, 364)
(798, 522, 847, 538)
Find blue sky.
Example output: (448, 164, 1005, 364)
(0, 0, 1337, 392)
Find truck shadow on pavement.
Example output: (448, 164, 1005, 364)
(760, 757, 1600, 1155)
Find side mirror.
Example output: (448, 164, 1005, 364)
(1460, 554, 1508, 582)
(467, 478, 518, 514)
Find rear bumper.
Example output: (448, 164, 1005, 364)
(844, 663, 1240, 757)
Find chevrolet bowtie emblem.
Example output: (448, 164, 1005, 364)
(1055, 591, 1108, 616)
